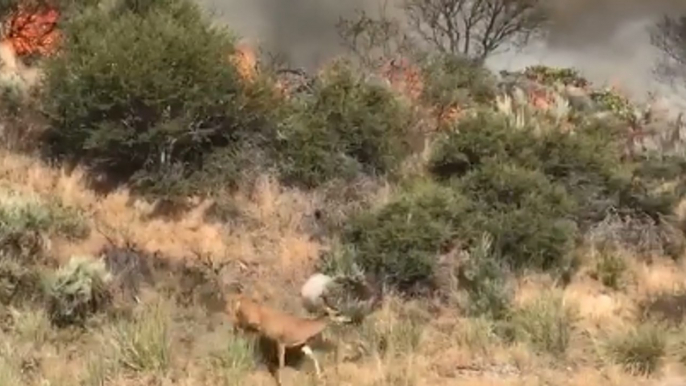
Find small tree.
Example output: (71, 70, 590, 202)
(403, 0, 546, 61)
(40, 0, 277, 197)
(650, 15, 686, 82)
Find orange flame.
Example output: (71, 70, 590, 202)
(380, 57, 423, 101)
(1, 2, 61, 58)
(437, 105, 461, 124)
(230, 42, 257, 83)
(529, 88, 552, 110)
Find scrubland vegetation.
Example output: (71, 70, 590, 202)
(1, 0, 686, 385)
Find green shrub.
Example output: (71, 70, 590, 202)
(419, 53, 497, 110)
(45, 256, 112, 327)
(41, 0, 274, 197)
(424, 110, 682, 270)
(458, 162, 578, 271)
(429, 112, 627, 223)
(459, 233, 512, 319)
(341, 180, 473, 293)
(276, 59, 414, 187)
(428, 111, 537, 179)
(339, 164, 578, 293)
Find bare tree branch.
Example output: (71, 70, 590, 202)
(336, 6, 417, 68)
(403, 0, 546, 61)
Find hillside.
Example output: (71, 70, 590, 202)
(0, 1, 686, 385)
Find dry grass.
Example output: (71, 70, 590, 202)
(108, 299, 172, 373)
(0, 150, 684, 386)
(600, 321, 668, 376)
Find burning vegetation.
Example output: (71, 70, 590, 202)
(0, 1, 60, 60)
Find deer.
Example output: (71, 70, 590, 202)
(228, 291, 351, 385)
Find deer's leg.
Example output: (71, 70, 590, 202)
(275, 342, 286, 386)
(302, 344, 322, 378)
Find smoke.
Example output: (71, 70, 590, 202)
(493, 0, 686, 108)
(196, 0, 383, 69)
(197, 0, 686, 109)
(544, 0, 686, 49)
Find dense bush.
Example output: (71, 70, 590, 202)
(458, 162, 579, 271)
(428, 111, 537, 179)
(340, 180, 473, 293)
(40, 0, 277, 197)
(458, 233, 512, 319)
(276, 60, 414, 187)
(40, 0, 415, 194)
(419, 53, 497, 109)
(339, 108, 685, 294)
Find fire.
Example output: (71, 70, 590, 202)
(1, 2, 61, 59)
(231, 42, 257, 83)
(380, 57, 423, 101)
(529, 88, 553, 110)
(437, 105, 461, 124)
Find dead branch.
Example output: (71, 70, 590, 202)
(402, 0, 546, 60)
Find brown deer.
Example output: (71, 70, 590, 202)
(229, 293, 350, 385)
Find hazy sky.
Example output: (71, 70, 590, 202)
(196, 0, 686, 111)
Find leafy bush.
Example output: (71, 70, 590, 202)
(429, 111, 627, 227)
(419, 53, 497, 110)
(45, 256, 112, 327)
(458, 233, 512, 319)
(428, 111, 537, 179)
(341, 180, 473, 293)
(276, 60, 414, 187)
(341, 104, 686, 293)
(40, 0, 276, 197)
(458, 162, 579, 271)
